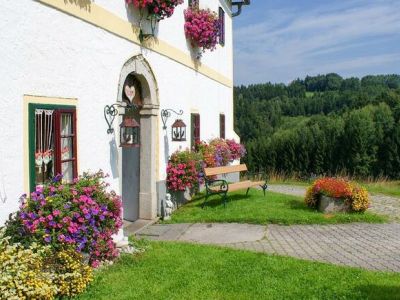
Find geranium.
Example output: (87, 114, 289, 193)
(184, 7, 221, 52)
(4, 171, 122, 267)
(125, 0, 183, 20)
(166, 150, 203, 192)
(226, 139, 247, 161)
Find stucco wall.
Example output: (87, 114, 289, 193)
(0, 0, 235, 225)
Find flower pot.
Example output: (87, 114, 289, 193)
(318, 195, 351, 213)
(171, 187, 195, 207)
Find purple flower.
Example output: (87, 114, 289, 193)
(52, 173, 63, 183)
(44, 235, 52, 243)
(64, 203, 71, 209)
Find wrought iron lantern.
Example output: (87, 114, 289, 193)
(104, 79, 141, 147)
(120, 116, 140, 147)
(161, 109, 186, 142)
(171, 119, 187, 142)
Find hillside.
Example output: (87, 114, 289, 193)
(234, 74, 400, 178)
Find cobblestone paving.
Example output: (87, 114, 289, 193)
(268, 184, 400, 221)
(137, 223, 400, 272)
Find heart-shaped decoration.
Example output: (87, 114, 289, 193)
(124, 85, 136, 103)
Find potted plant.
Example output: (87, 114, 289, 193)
(166, 150, 203, 205)
(305, 177, 370, 213)
(126, 0, 183, 20)
(184, 6, 221, 57)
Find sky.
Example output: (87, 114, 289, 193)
(233, 0, 400, 85)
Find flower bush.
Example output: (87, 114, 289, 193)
(166, 150, 203, 192)
(184, 7, 220, 52)
(226, 139, 247, 161)
(305, 177, 370, 212)
(0, 236, 55, 300)
(167, 139, 246, 192)
(46, 248, 93, 297)
(0, 232, 93, 299)
(125, 0, 183, 20)
(4, 171, 122, 268)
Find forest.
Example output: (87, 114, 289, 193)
(234, 74, 400, 179)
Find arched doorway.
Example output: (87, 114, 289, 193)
(117, 55, 159, 221)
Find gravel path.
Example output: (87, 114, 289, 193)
(268, 184, 400, 221)
(137, 223, 400, 272)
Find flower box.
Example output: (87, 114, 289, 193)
(318, 195, 351, 213)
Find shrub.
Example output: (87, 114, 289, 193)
(305, 177, 370, 212)
(166, 150, 203, 192)
(4, 171, 122, 267)
(184, 7, 220, 52)
(0, 231, 93, 299)
(45, 248, 93, 297)
(0, 235, 55, 300)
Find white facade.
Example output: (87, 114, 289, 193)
(0, 0, 237, 225)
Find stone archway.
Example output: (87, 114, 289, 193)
(117, 54, 159, 220)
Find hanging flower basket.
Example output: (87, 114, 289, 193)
(184, 7, 220, 54)
(125, 0, 183, 20)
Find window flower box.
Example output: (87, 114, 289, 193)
(184, 7, 221, 55)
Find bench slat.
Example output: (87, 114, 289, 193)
(227, 180, 264, 192)
(204, 164, 248, 176)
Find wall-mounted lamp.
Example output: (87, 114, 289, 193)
(171, 119, 187, 142)
(161, 109, 186, 142)
(232, 0, 250, 17)
(120, 116, 140, 147)
(104, 84, 141, 147)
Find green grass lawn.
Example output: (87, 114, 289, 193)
(362, 181, 400, 197)
(165, 190, 386, 225)
(78, 241, 400, 300)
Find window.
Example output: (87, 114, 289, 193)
(29, 104, 77, 190)
(219, 114, 225, 139)
(219, 7, 225, 46)
(188, 0, 199, 8)
(191, 113, 200, 149)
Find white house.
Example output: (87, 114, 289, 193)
(0, 0, 249, 226)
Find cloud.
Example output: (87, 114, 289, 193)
(234, 0, 400, 84)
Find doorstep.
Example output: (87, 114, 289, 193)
(123, 218, 159, 236)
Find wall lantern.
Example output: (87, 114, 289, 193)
(120, 116, 140, 147)
(171, 119, 187, 142)
(161, 109, 186, 142)
(104, 83, 141, 147)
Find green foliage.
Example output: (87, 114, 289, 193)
(235, 74, 400, 179)
(0, 232, 93, 300)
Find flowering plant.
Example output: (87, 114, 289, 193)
(209, 139, 231, 167)
(125, 0, 183, 20)
(167, 139, 247, 192)
(184, 7, 220, 52)
(226, 139, 247, 161)
(166, 150, 203, 192)
(4, 171, 122, 268)
(305, 177, 370, 212)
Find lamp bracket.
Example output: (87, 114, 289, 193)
(161, 109, 183, 130)
(104, 102, 138, 134)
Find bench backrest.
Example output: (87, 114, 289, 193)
(204, 164, 248, 177)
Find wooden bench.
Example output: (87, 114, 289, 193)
(202, 164, 268, 208)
